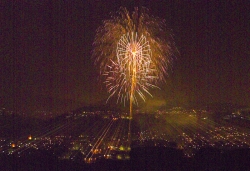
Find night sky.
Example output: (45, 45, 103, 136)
(1, 0, 250, 114)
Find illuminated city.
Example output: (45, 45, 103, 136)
(1, 0, 250, 170)
(0, 106, 250, 168)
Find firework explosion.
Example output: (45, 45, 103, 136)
(93, 7, 177, 117)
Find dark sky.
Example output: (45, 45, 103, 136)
(1, 0, 250, 114)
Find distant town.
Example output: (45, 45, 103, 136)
(1, 104, 250, 164)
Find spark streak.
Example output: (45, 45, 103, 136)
(93, 7, 177, 117)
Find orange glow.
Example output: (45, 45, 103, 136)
(84, 157, 96, 164)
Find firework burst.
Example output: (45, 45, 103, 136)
(93, 7, 177, 116)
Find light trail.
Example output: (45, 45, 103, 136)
(93, 7, 177, 119)
(85, 119, 115, 159)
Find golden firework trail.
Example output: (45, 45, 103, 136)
(93, 7, 177, 119)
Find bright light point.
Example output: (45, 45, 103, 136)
(93, 7, 176, 109)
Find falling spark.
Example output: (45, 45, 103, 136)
(92, 7, 177, 118)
